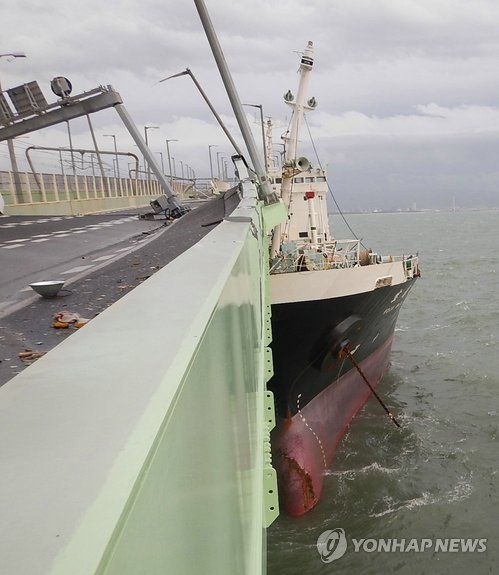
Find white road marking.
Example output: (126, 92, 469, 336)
(0, 216, 74, 228)
(61, 264, 95, 275)
(93, 254, 115, 262)
(0, 216, 141, 249)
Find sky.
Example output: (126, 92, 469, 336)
(2, 0, 499, 210)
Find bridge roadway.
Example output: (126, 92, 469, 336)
(0, 192, 238, 387)
(0, 209, 163, 313)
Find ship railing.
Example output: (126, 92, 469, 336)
(270, 239, 362, 273)
(369, 252, 420, 279)
(270, 240, 420, 277)
(401, 254, 419, 279)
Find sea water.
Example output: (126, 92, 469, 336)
(267, 210, 499, 574)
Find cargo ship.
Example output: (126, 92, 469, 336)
(267, 42, 420, 516)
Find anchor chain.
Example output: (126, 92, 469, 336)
(339, 345, 401, 428)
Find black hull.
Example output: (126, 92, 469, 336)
(269, 278, 416, 418)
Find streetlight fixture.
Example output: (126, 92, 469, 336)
(144, 125, 159, 180)
(103, 134, 119, 178)
(165, 138, 178, 185)
(0, 51, 27, 202)
(208, 144, 217, 179)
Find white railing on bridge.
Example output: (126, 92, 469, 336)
(0, 170, 207, 215)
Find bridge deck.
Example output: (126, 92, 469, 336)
(0, 192, 239, 387)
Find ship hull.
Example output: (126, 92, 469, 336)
(269, 268, 417, 516)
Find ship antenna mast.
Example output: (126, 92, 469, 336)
(271, 42, 318, 257)
(284, 41, 316, 163)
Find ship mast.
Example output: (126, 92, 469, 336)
(271, 41, 317, 257)
(284, 41, 315, 164)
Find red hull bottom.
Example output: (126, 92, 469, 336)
(271, 336, 394, 516)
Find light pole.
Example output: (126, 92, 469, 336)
(0, 51, 26, 203)
(273, 142, 286, 164)
(65, 121, 76, 175)
(165, 138, 178, 185)
(103, 134, 119, 178)
(216, 151, 223, 179)
(243, 103, 267, 171)
(155, 151, 165, 173)
(158, 69, 241, 155)
(208, 144, 217, 179)
(179, 160, 184, 181)
(144, 125, 159, 180)
(219, 156, 225, 179)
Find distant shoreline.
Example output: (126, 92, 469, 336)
(328, 206, 499, 215)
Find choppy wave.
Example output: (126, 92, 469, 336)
(326, 462, 401, 478)
(368, 474, 474, 518)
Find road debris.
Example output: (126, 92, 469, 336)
(53, 311, 90, 329)
(18, 350, 47, 362)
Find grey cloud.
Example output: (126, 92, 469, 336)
(3, 0, 499, 212)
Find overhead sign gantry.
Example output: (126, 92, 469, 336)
(0, 79, 186, 216)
